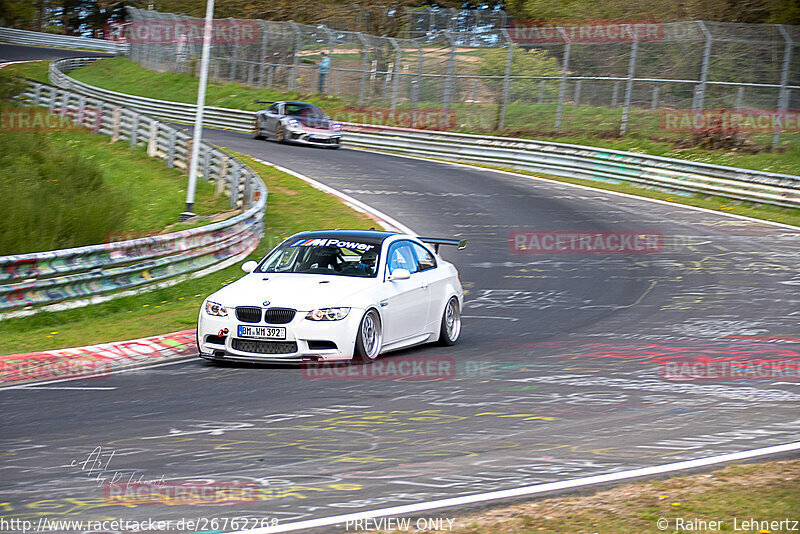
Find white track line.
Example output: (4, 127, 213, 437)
(348, 148, 799, 230)
(252, 158, 417, 235)
(236, 441, 800, 534)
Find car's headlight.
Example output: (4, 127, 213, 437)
(305, 307, 350, 321)
(205, 300, 228, 317)
(286, 118, 302, 130)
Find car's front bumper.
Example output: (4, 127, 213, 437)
(197, 308, 362, 364)
(287, 130, 342, 147)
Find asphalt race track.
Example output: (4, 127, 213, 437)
(1, 44, 799, 533)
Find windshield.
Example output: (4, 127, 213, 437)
(284, 103, 325, 118)
(257, 238, 381, 277)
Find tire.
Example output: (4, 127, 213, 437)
(252, 117, 264, 140)
(354, 309, 382, 362)
(275, 123, 286, 143)
(437, 297, 461, 346)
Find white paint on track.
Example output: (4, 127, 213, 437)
(251, 157, 417, 236)
(236, 441, 800, 534)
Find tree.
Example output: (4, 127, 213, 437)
(478, 45, 560, 101)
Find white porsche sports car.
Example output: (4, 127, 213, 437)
(197, 230, 466, 364)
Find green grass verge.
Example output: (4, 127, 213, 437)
(65, 57, 799, 176)
(445, 460, 799, 534)
(0, 153, 376, 355)
(0, 127, 229, 254)
(3, 60, 51, 83)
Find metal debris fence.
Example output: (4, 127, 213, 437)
(125, 8, 799, 148)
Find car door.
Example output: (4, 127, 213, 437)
(380, 240, 430, 344)
(410, 241, 440, 332)
(263, 103, 282, 136)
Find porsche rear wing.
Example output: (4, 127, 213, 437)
(419, 237, 467, 253)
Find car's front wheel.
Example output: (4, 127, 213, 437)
(437, 297, 461, 346)
(354, 309, 382, 362)
(252, 117, 264, 139)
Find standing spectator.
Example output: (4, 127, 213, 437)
(317, 51, 331, 93)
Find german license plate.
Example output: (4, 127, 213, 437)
(238, 325, 286, 340)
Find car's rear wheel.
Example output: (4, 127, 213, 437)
(276, 123, 286, 143)
(252, 118, 264, 139)
(437, 297, 461, 346)
(354, 309, 382, 362)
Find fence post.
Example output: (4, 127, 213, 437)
(498, 29, 513, 130)
(573, 80, 581, 107)
(611, 82, 620, 108)
(693, 21, 712, 111)
(258, 21, 269, 87)
(554, 28, 571, 130)
(772, 25, 793, 151)
(443, 33, 456, 110)
(412, 42, 424, 110)
(735, 85, 744, 110)
(288, 21, 302, 92)
(538, 80, 546, 104)
(620, 27, 639, 136)
(651, 83, 660, 110)
(388, 37, 402, 111)
(324, 25, 336, 93)
(357, 33, 370, 106)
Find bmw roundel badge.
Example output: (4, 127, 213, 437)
(263, 300, 270, 306)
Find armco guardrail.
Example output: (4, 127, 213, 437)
(0, 26, 127, 54)
(0, 79, 267, 318)
(49, 56, 800, 209)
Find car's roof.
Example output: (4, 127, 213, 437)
(289, 229, 399, 244)
(278, 100, 318, 106)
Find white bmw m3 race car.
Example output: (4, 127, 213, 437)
(197, 230, 466, 364)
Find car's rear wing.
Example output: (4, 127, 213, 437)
(419, 237, 467, 253)
(255, 100, 274, 104)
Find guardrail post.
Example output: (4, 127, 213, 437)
(498, 29, 513, 130)
(216, 156, 229, 198)
(230, 165, 242, 208)
(129, 114, 139, 148)
(166, 130, 177, 167)
(33, 83, 41, 105)
(202, 149, 212, 180)
(693, 21, 712, 111)
(111, 106, 122, 142)
(554, 28, 571, 130)
(772, 25, 793, 151)
(620, 27, 639, 136)
(147, 120, 159, 157)
(76, 95, 86, 126)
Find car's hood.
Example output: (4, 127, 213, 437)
(209, 273, 376, 311)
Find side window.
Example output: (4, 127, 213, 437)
(386, 242, 420, 275)
(267, 103, 279, 113)
(412, 243, 437, 271)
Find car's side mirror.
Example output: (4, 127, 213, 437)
(241, 260, 258, 273)
(388, 268, 411, 281)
